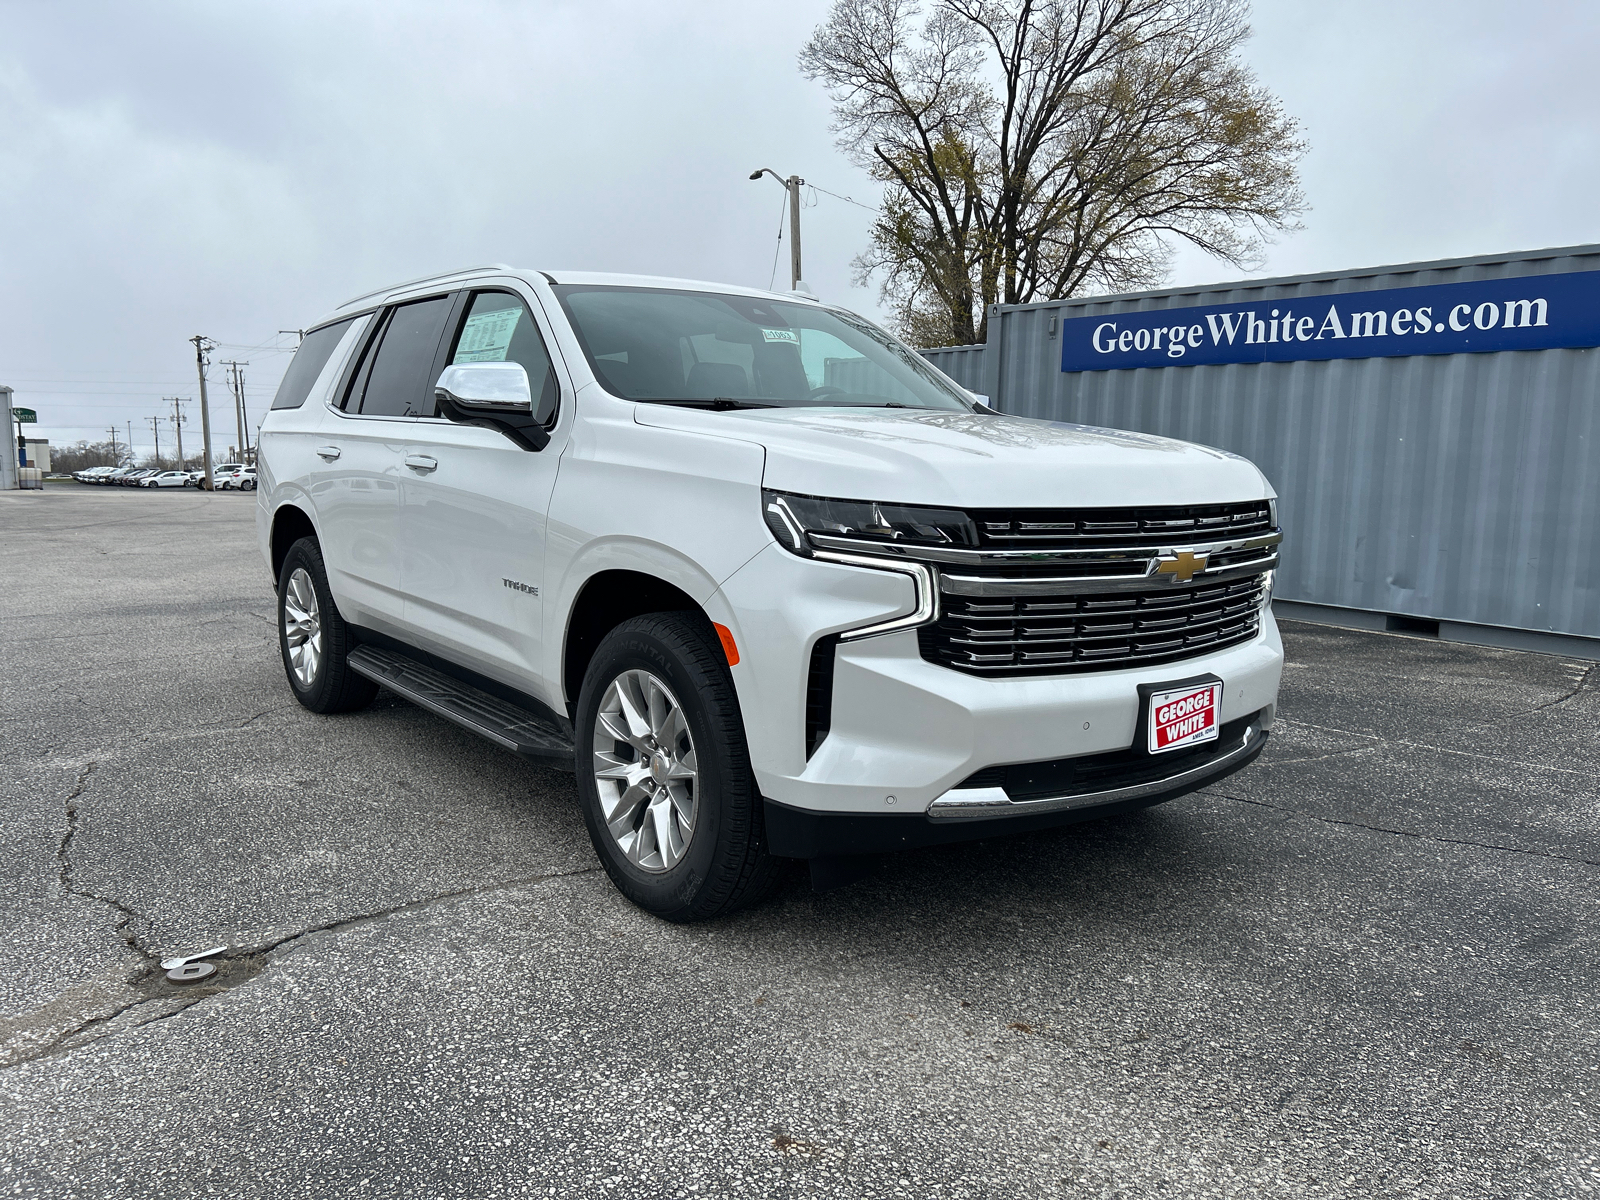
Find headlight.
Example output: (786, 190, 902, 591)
(763, 490, 977, 556)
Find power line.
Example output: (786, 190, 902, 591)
(807, 182, 879, 212)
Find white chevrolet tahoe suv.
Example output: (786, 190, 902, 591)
(258, 266, 1283, 921)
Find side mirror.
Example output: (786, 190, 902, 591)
(434, 362, 549, 451)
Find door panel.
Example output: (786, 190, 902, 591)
(399, 420, 559, 684)
(312, 297, 453, 632)
(397, 288, 565, 694)
(310, 423, 409, 632)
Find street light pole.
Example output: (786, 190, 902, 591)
(749, 168, 806, 291)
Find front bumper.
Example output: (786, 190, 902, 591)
(765, 714, 1268, 857)
(712, 541, 1284, 826)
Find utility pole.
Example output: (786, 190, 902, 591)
(190, 336, 217, 489)
(166, 398, 188, 468)
(279, 329, 305, 346)
(238, 367, 252, 464)
(107, 427, 119, 464)
(750, 168, 806, 291)
(221, 360, 251, 463)
(127, 421, 134, 462)
(147, 416, 163, 467)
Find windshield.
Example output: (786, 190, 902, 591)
(551, 285, 973, 411)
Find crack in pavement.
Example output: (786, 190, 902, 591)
(3, 863, 603, 1071)
(246, 864, 604, 959)
(1276, 717, 1596, 778)
(1205, 788, 1600, 870)
(54, 761, 157, 963)
(1257, 740, 1383, 768)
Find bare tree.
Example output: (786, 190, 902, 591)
(800, 0, 1306, 346)
(51, 440, 128, 474)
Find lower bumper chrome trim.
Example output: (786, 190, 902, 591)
(925, 725, 1266, 822)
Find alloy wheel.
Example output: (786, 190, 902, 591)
(282, 567, 323, 688)
(591, 669, 698, 872)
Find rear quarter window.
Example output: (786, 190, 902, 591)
(269, 318, 358, 410)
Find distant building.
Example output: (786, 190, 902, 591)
(23, 439, 51, 472)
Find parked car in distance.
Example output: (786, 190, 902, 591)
(234, 467, 258, 491)
(117, 469, 153, 486)
(75, 466, 118, 483)
(191, 464, 245, 488)
(258, 266, 1284, 922)
(142, 470, 191, 488)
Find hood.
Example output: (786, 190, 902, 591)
(632, 405, 1272, 507)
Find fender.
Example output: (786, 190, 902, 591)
(547, 535, 766, 709)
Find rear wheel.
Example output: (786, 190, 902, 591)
(276, 537, 377, 714)
(575, 612, 781, 922)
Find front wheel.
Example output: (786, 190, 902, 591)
(575, 613, 782, 922)
(276, 537, 377, 714)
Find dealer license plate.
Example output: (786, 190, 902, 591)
(1147, 681, 1223, 754)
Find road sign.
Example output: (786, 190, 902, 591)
(13, 408, 36, 423)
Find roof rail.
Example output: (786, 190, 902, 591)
(338, 264, 514, 309)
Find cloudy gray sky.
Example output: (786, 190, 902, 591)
(3, 0, 1596, 456)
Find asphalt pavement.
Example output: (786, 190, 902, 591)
(1, 486, 1596, 1199)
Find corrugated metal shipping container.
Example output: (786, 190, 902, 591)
(920, 245, 1600, 649)
(920, 343, 988, 394)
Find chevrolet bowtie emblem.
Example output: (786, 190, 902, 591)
(1154, 551, 1208, 583)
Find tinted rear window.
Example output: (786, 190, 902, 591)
(357, 297, 454, 417)
(269, 318, 357, 410)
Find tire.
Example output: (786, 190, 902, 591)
(575, 612, 782, 922)
(276, 536, 377, 714)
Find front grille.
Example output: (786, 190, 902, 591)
(921, 575, 1268, 677)
(955, 712, 1260, 799)
(973, 500, 1273, 549)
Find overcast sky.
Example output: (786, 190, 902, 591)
(3, 0, 1596, 456)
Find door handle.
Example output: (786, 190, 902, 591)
(404, 454, 438, 473)
(315, 445, 341, 461)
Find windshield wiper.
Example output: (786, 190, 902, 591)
(638, 397, 779, 411)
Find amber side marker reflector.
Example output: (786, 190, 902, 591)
(713, 622, 740, 666)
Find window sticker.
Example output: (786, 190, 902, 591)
(761, 328, 799, 345)
(456, 307, 522, 362)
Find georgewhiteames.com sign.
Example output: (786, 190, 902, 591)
(1060, 270, 1600, 372)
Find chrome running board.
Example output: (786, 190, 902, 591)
(925, 724, 1267, 822)
(348, 645, 574, 767)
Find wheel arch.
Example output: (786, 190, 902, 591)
(561, 569, 708, 715)
(269, 503, 320, 583)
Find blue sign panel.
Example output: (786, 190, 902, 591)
(1061, 269, 1600, 372)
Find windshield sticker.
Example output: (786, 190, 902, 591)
(455, 307, 521, 362)
(761, 328, 799, 345)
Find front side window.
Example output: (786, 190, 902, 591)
(443, 291, 559, 424)
(551, 286, 973, 411)
(352, 295, 454, 417)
